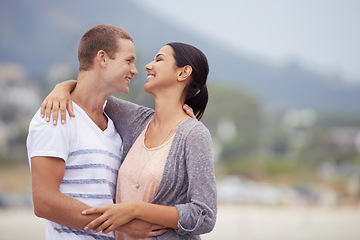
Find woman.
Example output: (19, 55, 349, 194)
(42, 42, 217, 239)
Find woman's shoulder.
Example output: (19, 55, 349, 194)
(181, 118, 211, 139)
(183, 118, 209, 129)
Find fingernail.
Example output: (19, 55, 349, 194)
(84, 226, 88, 230)
(61, 120, 65, 124)
(46, 117, 50, 122)
(41, 114, 44, 118)
(82, 211, 86, 214)
(53, 120, 57, 125)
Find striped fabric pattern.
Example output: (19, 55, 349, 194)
(27, 102, 123, 239)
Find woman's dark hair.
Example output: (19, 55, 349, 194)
(167, 42, 209, 120)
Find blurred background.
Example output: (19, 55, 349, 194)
(1, 0, 360, 239)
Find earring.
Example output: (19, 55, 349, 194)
(178, 77, 182, 80)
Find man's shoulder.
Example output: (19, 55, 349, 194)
(28, 108, 77, 140)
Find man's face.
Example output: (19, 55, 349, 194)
(106, 38, 138, 94)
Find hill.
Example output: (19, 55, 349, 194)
(1, 0, 360, 111)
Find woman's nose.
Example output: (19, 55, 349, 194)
(145, 62, 152, 71)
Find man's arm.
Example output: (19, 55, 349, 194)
(31, 156, 100, 229)
(31, 156, 165, 237)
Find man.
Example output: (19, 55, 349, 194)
(27, 24, 165, 239)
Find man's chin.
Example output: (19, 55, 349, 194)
(121, 88, 130, 95)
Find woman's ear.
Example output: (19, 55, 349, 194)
(178, 65, 192, 82)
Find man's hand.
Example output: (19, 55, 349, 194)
(118, 219, 166, 238)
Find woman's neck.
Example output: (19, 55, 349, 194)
(152, 93, 188, 128)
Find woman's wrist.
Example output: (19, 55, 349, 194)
(132, 202, 144, 219)
(55, 80, 77, 93)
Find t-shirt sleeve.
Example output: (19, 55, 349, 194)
(26, 108, 71, 165)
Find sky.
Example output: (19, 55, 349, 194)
(133, 0, 360, 83)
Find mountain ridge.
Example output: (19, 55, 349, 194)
(1, 0, 360, 112)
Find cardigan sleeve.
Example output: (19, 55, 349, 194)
(104, 96, 150, 137)
(175, 125, 217, 236)
(104, 96, 154, 158)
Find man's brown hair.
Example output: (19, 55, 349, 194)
(78, 24, 133, 71)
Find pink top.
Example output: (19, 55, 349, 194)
(115, 121, 174, 240)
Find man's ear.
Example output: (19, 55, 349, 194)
(178, 65, 192, 82)
(96, 50, 108, 67)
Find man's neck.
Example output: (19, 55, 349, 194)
(71, 74, 109, 131)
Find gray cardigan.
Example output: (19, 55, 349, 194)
(105, 96, 217, 240)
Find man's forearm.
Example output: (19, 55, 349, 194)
(33, 191, 100, 229)
(31, 156, 100, 230)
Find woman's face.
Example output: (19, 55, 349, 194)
(144, 45, 180, 94)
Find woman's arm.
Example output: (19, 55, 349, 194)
(105, 96, 154, 138)
(40, 81, 195, 127)
(175, 124, 217, 236)
(82, 202, 179, 234)
(41, 80, 77, 124)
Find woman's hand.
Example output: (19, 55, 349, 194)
(82, 202, 138, 234)
(40, 80, 77, 125)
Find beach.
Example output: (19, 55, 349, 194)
(1, 204, 360, 240)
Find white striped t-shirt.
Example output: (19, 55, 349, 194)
(27, 102, 122, 240)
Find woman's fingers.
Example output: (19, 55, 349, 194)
(183, 104, 196, 119)
(102, 223, 117, 234)
(40, 99, 47, 118)
(52, 101, 60, 125)
(93, 220, 112, 233)
(67, 100, 75, 118)
(83, 204, 135, 233)
(58, 100, 68, 124)
(44, 101, 52, 122)
(83, 213, 117, 234)
(82, 206, 101, 215)
(84, 215, 106, 231)
(59, 98, 75, 123)
(83, 207, 105, 231)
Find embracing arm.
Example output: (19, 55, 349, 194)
(82, 201, 179, 234)
(31, 156, 100, 229)
(40, 80, 195, 127)
(134, 202, 179, 229)
(81, 125, 217, 236)
(175, 125, 217, 236)
(31, 148, 165, 237)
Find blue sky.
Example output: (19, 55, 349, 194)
(134, 0, 360, 83)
